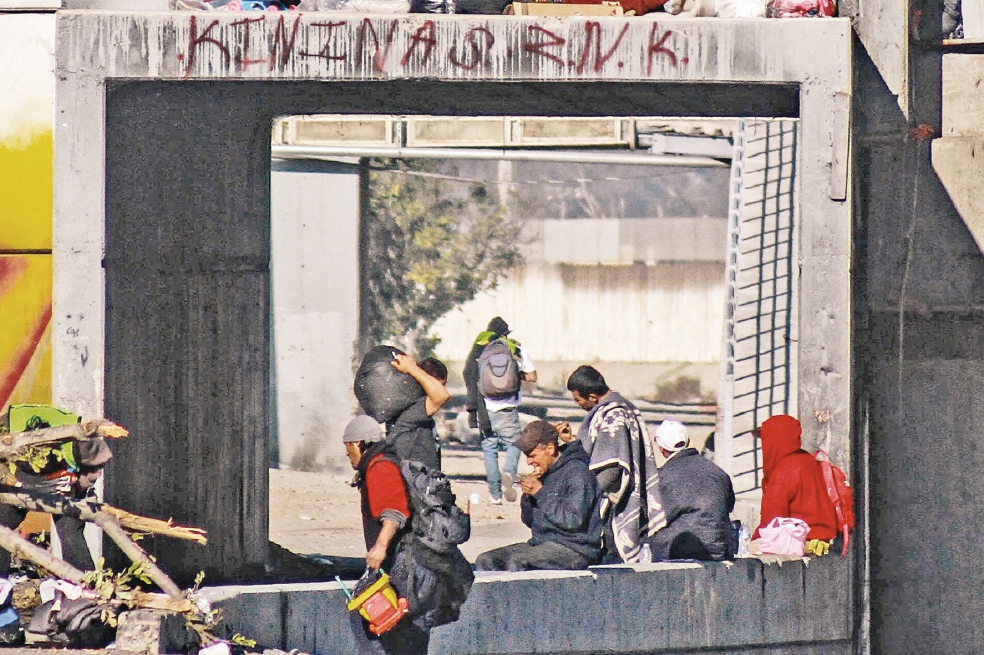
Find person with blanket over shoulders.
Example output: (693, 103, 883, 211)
(559, 365, 666, 564)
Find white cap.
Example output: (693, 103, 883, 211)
(655, 420, 690, 453)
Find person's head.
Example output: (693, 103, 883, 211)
(342, 415, 384, 470)
(654, 420, 690, 458)
(487, 316, 510, 337)
(758, 414, 803, 479)
(73, 438, 113, 491)
(566, 365, 610, 411)
(418, 357, 448, 384)
(514, 420, 560, 475)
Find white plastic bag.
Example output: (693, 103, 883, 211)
(716, 0, 767, 17)
(757, 517, 809, 556)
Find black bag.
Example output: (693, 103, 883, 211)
(354, 346, 425, 423)
(409, 0, 448, 12)
(28, 598, 120, 648)
(401, 460, 470, 553)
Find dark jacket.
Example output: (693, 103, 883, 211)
(647, 448, 735, 561)
(386, 397, 442, 471)
(521, 441, 603, 560)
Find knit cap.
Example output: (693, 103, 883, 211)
(342, 415, 384, 444)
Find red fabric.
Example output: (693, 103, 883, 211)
(364, 453, 410, 521)
(754, 415, 837, 541)
(616, 0, 666, 14)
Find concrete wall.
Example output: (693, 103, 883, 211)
(854, 9, 984, 647)
(271, 159, 360, 471)
(54, 13, 853, 584)
(432, 260, 726, 366)
(205, 557, 852, 654)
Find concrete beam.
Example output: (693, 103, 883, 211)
(204, 558, 852, 654)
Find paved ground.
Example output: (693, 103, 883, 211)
(269, 444, 536, 564)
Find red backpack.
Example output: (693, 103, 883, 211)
(814, 450, 854, 557)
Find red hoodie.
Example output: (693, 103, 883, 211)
(754, 415, 837, 541)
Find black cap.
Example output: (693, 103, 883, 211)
(487, 317, 510, 336)
(514, 420, 558, 454)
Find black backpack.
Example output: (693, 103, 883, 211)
(400, 460, 470, 553)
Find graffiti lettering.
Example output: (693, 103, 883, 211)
(576, 21, 629, 74)
(522, 25, 566, 66)
(232, 16, 267, 69)
(185, 16, 230, 76)
(400, 21, 437, 67)
(177, 17, 687, 79)
(269, 14, 301, 70)
(300, 21, 348, 62)
(357, 18, 400, 73)
(646, 24, 677, 75)
(448, 27, 495, 70)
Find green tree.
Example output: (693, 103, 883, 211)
(361, 158, 524, 356)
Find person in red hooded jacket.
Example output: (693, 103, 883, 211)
(754, 414, 838, 542)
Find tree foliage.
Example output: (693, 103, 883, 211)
(362, 158, 525, 356)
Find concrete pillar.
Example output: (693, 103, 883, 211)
(271, 159, 360, 471)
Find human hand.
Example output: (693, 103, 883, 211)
(553, 421, 574, 443)
(520, 475, 543, 496)
(390, 352, 418, 374)
(366, 541, 388, 570)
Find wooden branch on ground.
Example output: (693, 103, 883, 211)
(0, 524, 196, 614)
(0, 490, 207, 544)
(91, 513, 184, 600)
(0, 524, 85, 583)
(0, 420, 129, 461)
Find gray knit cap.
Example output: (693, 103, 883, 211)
(342, 415, 384, 444)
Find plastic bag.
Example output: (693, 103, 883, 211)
(717, 0, 767, 17)
(768, 0, 834, 17)
(757, 517, 809, 556)
(410, 0, 448, 13)
(354, 346, 425, 423)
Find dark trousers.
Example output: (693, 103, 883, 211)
(349, 610, 430, 655)
(475, 541, 592, 572)
(0, 503, 93, 575)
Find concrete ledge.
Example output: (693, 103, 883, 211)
(203, 556, 852, 654)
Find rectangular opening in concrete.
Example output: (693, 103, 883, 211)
(101, 79, 804, 582)
(266, 113, 800, 563)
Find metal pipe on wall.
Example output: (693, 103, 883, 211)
(271, 144, 729, 167)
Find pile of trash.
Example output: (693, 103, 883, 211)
(0, 404, 278, 653)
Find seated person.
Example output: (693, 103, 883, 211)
(386, 353, 450, 471)
(476, 421, 602, 572)
(645, 421, 735, 561)
(754, 414, 837, 546)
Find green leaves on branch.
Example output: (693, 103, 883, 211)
(363, 159, 525, 356)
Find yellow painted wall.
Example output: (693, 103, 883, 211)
(0, 14, 56, 413)
(0, 131, 53, 251)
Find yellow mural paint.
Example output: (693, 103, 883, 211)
(0, 131, 53, 252)
(0, 255, 52, 411)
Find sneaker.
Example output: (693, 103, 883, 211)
(501, 473, 518, 503)
(488, 497, 503, 505)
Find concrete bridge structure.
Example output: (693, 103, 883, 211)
(27, 2, 984, 653)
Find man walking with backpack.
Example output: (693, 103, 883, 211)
(463, 317, 537, 504)
(342, 415, 473, 655)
